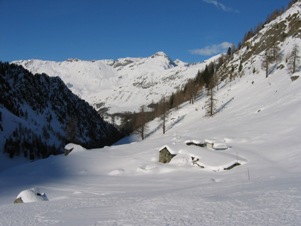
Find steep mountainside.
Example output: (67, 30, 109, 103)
(0, 62, 121, 160)
(217, 0, 301, 82)
(14, 52, 214, 114)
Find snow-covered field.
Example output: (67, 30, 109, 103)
(1, 58, 301, 225)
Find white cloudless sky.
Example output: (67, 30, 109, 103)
(0, 0, 291, 62)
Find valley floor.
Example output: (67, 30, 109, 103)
(0, 172, 300, 226)
(1, 68, 301, 225)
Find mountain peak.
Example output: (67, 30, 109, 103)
(149, 51, 177, 69)
(151, 51, 169, 58)
(13, 51, 212, 113)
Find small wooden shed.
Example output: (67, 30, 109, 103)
(159, 146, 177, 163)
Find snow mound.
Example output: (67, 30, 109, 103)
(15, 187, 48, 203)
(169, 153, 193, 166)
(65, 143, 87, 154)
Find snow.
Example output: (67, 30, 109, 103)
(1, 55, 301, 224)
(13, 52, 208, 114)
(213, 142, 228, 150)
(15, 187, 48, 203)
(1, 3, 301, 225)
(64, 143, 87, 153)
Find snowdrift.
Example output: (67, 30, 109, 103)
(14, 187, 48, 203)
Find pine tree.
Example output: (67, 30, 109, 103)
(288, 44, 300, 73)
(227, 47, 232, 56)
(204, 80, 217, 117)
(203, 67, 218, 117)
(135, 105, 149, 140)
(203, 63, 215, 88)
(270, 39, 281, 63)
(185, 79, 198, 104)
(195, 70, 204, 87)
(66, 116, 78, 143)
(239, 61, 243, 73)
(262, 49, 273, 77)
(160, 98, 168, 134)
(155, 97, 169, 134)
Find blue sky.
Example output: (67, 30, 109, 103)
(0, 0, 291, 63)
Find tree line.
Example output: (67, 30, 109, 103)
(239, 0, 299, 48)
(116, 54, 229, 140)
(119, 39, 300, 140)
(262, 43, 300, 77)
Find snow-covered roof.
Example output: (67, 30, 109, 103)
(204, 139, 217, 144)
(159, 145, 177, 155)
(213, 143, 228, 150)
(185, 139, 203, 145)
(160, 141, 234, 167)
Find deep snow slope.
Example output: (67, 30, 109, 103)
(1, 2, 301, 225)
(0, 56, 300, 225)
(1, 35, 301, 225)
(14, 52, 212, 113)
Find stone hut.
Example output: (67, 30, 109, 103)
(159, 146, 177, 163)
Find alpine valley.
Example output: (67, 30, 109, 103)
(14, 51, 215, 115)
(1, 1, 301, 225)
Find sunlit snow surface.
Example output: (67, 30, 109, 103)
(2, 3, 301, 224)
(1, 63, 301, 225)
(13, 53, 219, 114)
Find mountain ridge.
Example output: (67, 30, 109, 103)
(13, 52, 215, 115)
(0, 2, 301, 224)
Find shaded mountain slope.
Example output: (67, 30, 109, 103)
(0, 62, 121, 160)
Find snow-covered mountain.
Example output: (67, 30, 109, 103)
(217, 0, 301, 81)
(14, 52, 214, 114)
(0, 63, 121, 160)
(1, 37, 301, 224)
(1, 1, 301, 225)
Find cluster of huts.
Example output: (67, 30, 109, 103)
(159, 139, 228, 164)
